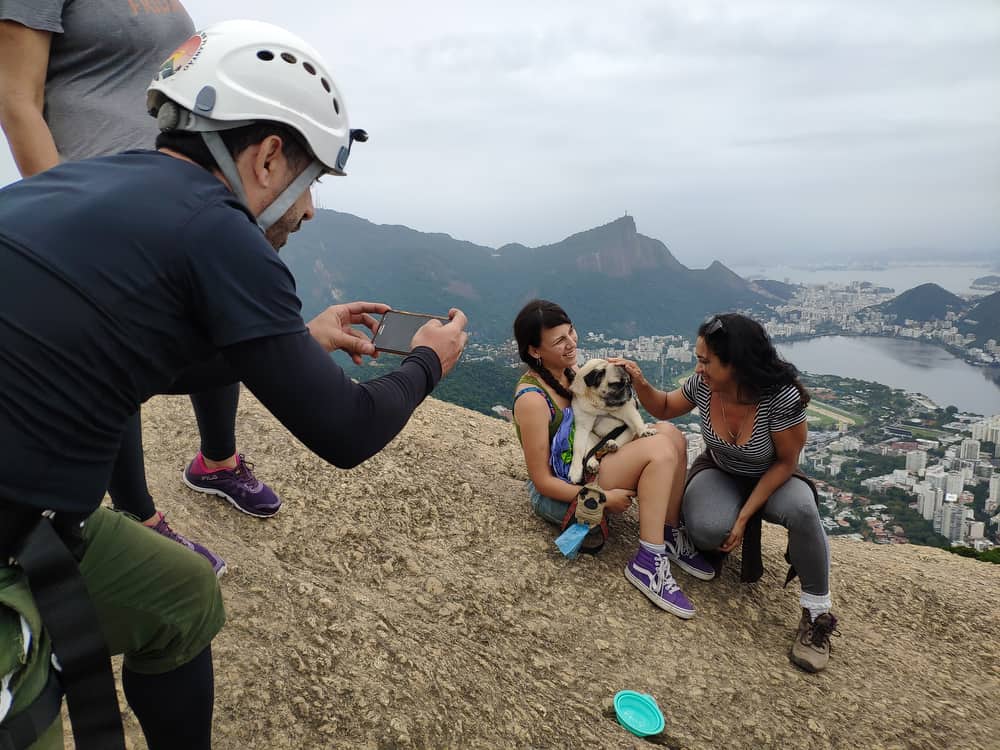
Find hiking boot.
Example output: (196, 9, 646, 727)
(624, 546, 696, 619)
(149, 512, 227, 577)
(183, 452, 281, 518)
(789, 608, 839, 673)
(664, 523, 716, 581)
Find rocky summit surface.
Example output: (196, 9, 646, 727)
(71, 391, 998, 749)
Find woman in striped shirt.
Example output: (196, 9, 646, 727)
(616, 313, 838, 673)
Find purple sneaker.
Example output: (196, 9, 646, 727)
(149, 512, 227, 577)
(665, 523, 716, 581)
(183, 452, 281, 518)
(624, 546, 696, 619)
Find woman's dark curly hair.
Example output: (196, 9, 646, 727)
(512, 299, 575, 401)
(699, 312, 810, 407)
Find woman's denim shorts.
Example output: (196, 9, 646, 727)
(527, 480, 571, 526)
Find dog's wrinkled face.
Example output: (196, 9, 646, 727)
(573, 359, 633, 408)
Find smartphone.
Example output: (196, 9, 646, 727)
(372, 309, 450, 355)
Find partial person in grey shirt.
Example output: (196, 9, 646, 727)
(0, 0, 284, 575)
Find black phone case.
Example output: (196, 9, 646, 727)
(373, 310, 448, 355)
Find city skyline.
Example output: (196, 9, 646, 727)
(1, 0, 998, 265)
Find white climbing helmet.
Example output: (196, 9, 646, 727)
(147, 19, 363, 174)
(146, 20, 366, 230)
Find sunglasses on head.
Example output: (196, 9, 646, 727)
(704, 315, 724, 335)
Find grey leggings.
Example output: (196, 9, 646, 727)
(682, 469, 830, 596)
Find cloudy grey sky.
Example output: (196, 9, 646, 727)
(1, 0, 997, 265)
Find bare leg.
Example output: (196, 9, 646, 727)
(597, 430, 684, 545)
(652, 422, 688, 527)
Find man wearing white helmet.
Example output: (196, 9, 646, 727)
(0, 19, 468, 750)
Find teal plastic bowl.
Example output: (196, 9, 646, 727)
(613, 690, 665, 737)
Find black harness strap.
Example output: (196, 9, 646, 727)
(582, 423, 628, 470)
(12, 516, 126, 750)
(0, 669, 62, 750)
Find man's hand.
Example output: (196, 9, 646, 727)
(307, 301, 390, 364)
(410, 308, 469, 376)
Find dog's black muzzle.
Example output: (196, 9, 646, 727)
(602, 380, 635, 408)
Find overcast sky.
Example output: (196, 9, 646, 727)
(1, 0, 997, 265)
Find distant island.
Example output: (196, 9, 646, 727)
(972, 275, 1000, 291)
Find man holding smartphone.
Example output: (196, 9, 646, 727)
(0, 20, 467, 749)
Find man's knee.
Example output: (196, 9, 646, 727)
(129, 554, 225, 675)
(95, 516, 227, 675)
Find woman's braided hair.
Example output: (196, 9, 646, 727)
(513, 299, 575, 400)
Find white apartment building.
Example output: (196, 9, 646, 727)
(960, 438, 981, 461)
(938, 501, 967, 543)
(685, 432, 704, 469)
(946, 471, 965, 496)
(917, 485, 944, 522)
(828, 455, 848, 477)
(966, 520, 985, 540)
(892, 469, 913, 487)
(925, 466, 947, 491)
(905, 450, 927, 475)
(971, 417, 1000, 443)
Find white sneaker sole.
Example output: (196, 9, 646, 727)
(181, 471, 280, 519)
(666, 552, 717, 581)
(624, 566, 696, 619)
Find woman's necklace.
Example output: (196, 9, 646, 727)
(717, 394, 752, 443)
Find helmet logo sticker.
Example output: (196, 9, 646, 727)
(157, 33, 206, 80)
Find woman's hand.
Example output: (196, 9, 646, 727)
(720, 516, 748, 552)
(603, 488, 635, 514)
(608, 357, 648, 388)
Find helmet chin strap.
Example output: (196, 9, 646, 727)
(200, 131, 325, 232)
(256, 160, 325, 231)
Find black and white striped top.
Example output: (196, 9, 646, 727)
(682, 372, 806, 477)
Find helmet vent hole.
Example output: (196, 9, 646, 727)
(257, 50, 274, 61)
(332, 98, 340, 114)
(321, 78, 331, 93)
(281, 52, 297, 64)
(303, 62, 316, 75)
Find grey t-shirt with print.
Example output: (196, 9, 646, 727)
(0, 0, 194, 161)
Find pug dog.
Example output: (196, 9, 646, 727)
(568, 358, 658, 484)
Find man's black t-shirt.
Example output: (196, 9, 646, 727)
(0, 151, 440, 513)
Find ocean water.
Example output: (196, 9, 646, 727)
(731, 262, 996, 297)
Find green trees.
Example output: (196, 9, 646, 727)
(946, 546, 1000, 564)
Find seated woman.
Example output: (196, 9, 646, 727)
(511, 299, 713, 619)
(617, 313, 838, 671)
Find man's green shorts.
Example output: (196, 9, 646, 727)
(0, 507, 226, 748)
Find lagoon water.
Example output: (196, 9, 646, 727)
(778, 336, 1000, 417)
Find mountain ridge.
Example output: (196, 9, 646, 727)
(872, 282, 967, 323)
(961, 291, 1000, 344)
(282, 211, 768, 341)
